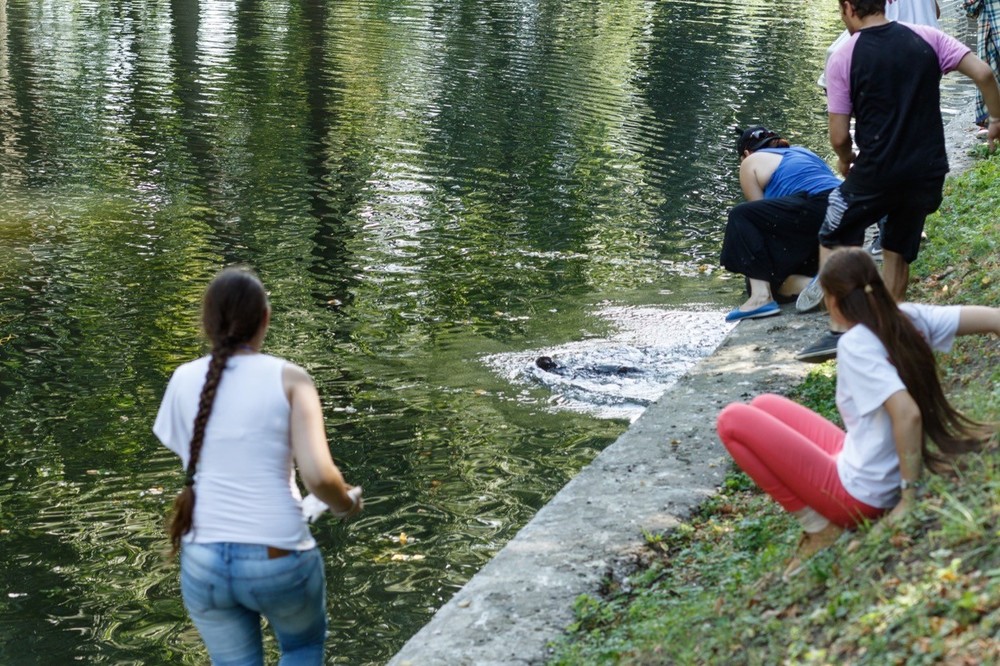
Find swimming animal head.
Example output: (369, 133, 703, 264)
(535, 356, 559, 372)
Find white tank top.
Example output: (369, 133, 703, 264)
(153, 353, 316, 550)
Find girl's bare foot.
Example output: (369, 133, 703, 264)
(782, 523, 844, 581)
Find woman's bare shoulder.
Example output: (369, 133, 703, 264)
(281, 361, 315, 393)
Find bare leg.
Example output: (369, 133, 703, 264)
(881, 250, 909, 302)
(737, 278, 775, 311)
(818, 244, 835, 269)
(778, 274, 813, 299)
(818, 245, 847, 333)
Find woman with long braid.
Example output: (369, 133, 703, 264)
(154, 267, 362, 664)
(716, 249, 998, 579)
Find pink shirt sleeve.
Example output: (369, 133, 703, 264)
(902, 23, 972, 71)
(825, 34, 859, 116)
(825, 25, 970, 116)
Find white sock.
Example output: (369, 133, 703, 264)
(792, 507, 831, 534)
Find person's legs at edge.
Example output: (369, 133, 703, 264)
(181, 543, 266, 665)
(232, 546, 327, 666)
(878, 178, 944, 303)
(721, 202, 780, 313)
(881, 250, 909, 302)
(749, 394, 846, 455)
(716, 399, 878, 526)
(722, 194, 825, 315)
(797, 187, 884, 361)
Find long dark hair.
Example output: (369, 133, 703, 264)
(819, 248, 989, 467)
(168, 267, 269, 554)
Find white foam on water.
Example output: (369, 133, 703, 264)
(483, 306, 734, 422)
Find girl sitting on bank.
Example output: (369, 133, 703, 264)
(720, 126, 843, 322)
(716, 248, 998, 578)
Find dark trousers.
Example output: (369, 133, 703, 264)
(720, 189, 831, 294)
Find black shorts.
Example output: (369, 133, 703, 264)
(819, 177, 945, 263)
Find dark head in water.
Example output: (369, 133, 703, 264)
(536, 355, 560, 371)
(535, 355, 642, 377)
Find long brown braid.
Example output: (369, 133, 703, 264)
(168, 267, 269, 555)
(819, 248, 990, 468)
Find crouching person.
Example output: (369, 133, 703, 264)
(716, 248, 998, 579)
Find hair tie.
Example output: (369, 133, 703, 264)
(184, 470, 195, 487)
(864, 284, 873, 294)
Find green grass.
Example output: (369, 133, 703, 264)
(547, 154, 1000, 664)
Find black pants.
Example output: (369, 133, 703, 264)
(720, 189, 831, 295)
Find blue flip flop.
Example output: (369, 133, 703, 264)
(725, 300, 781, 322)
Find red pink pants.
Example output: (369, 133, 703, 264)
(716, 394, 884, 528)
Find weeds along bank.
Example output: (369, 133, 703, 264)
(547, 154, 1000, 665)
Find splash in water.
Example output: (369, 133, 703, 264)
(483, 307, 733, 421)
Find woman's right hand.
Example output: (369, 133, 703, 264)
(867, 494, 914, 540)
(883, 493, 914, 526)
(331, 485, 364, 519)
(286, 363, 364, 517)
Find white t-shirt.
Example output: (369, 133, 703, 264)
(153, 353, 316, 550)
(886, 0, 939, 28)
(836, 303, 961, 508)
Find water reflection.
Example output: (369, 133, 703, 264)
(0, 0, 975, 663)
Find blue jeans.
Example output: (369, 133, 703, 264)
(180, 543, 327, 665)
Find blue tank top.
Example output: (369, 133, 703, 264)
(759, 146, 841, 199)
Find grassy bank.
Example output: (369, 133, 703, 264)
(547, 155, 1000, 664)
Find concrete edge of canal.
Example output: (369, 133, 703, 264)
(386, 100, 981, 666)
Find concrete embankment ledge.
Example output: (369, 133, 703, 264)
(388, 311, 827, 666)
(388, 102, 981, 666)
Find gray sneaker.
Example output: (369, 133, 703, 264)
(795, 276, 824, 313)
(867, 233, 883, 259)
(795, 330, 843, 363)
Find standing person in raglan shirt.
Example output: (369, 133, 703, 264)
(818, 0, 941, 257)
(818, 0, 940, 90)
(795, 0, 1000, 363)
(864, 0, 943, 255)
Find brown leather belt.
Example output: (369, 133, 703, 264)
(267, 546, 293, 559)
